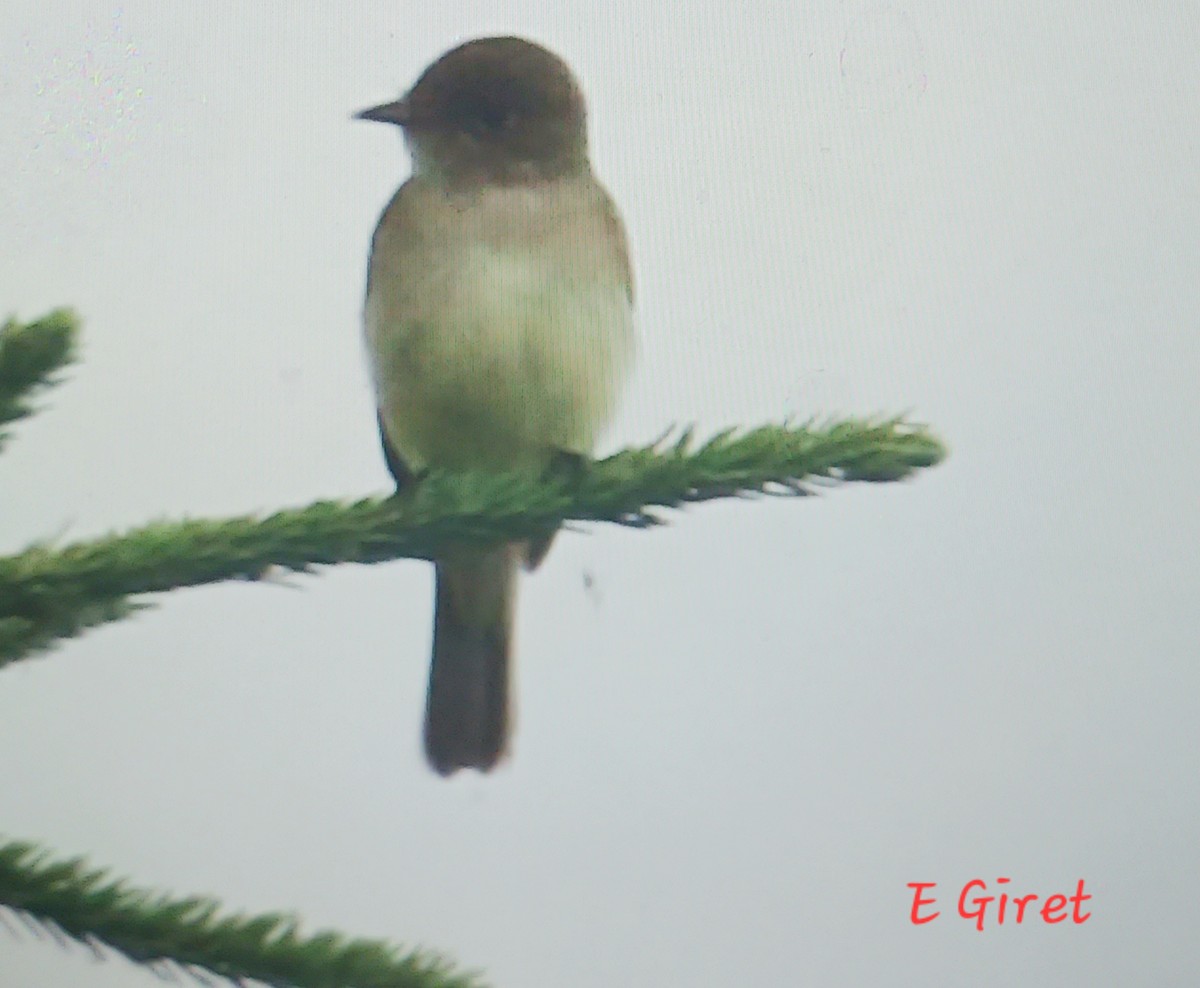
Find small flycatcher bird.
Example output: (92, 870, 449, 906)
(357, 37, 635, 774)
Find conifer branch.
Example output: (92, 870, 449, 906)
(0, 310, 78, 451)
(0, 598, 148, 664)
(0, 840, 483, 988)
(0, 418, 944, 666)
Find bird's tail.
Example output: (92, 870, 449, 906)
(424, 544, 520, 775)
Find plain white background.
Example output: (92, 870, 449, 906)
(3, 3, 1198, 985)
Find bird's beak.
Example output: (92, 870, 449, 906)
(354, 98, 411, 126)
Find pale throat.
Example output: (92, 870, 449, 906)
(405, 131, 587, 188)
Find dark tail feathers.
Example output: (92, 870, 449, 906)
(424, 547, 518, 774)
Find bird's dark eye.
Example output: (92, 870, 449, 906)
(452, 93, 514, 135)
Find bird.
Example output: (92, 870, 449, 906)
(357, 36, 635, 774)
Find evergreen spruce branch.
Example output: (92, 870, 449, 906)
(0, 310, 78, 451)
(0, 597, 149, 664)
(0, 418, 944, 666)
(0, 840, 484, 988)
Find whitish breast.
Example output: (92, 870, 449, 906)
(366, 183, 635, 471)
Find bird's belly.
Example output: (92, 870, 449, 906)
(369, 247, 634, 471)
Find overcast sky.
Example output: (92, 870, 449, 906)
(2, 3, 1198, 986)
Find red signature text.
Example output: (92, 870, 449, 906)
(907, 878, 1092, 931)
